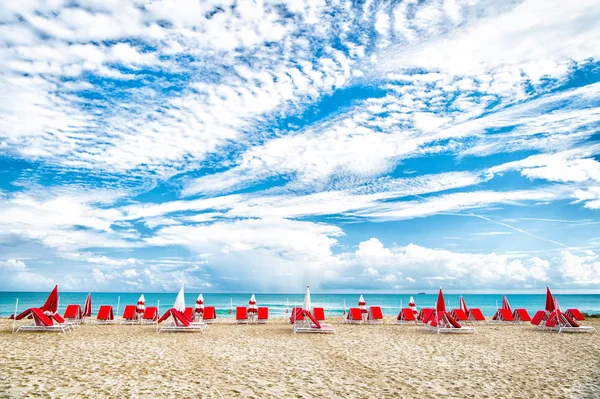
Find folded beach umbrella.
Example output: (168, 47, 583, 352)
(409, 296, 419, 318)
(137, 294, 146, 316)
(553, 296, 561, 312)
(303, 285, 311, 312)
(545, 286, 555, 313)
(358, 295, 367, 314)
(436, 288, 446, 312)
(173, 286, 185, 313)
(459, 296, 468, 315)
(501, 295, 512, 312)
(195, 294, 204, 315)
(41, 284, 59, 315)
(82, 293, 92, 318)
(248, 294, 257, 314)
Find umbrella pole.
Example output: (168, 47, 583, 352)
(12, 298, 18, 333)
(157, 300, 160, 315)
(116, 296, 121, 318)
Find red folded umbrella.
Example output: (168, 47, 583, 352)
(82, 293, 92, 317)
(501, 295, 512, 312)
(459, 296, 468, 314)
(41, 285, 59, 315)
(545, 287, 555, 313)
(436, 288, 446, 312)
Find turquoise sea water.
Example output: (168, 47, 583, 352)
(1, 292, 599, 318)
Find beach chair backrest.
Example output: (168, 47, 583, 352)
(203, 306, 216, 320)
(257, 307, 268, 320)
(144, 307, 158, 320)
(469, 308, 485, 321)
(348, 308, 362, 320)
(369, 306, 383, 320)
(514, 308, 531, 322)
(396, 309, 403, 320)
(236, 306, 248, 320)
(566, 308, 585, 321)
(313, 307, 325, 321)
(402, 308, 416, 321)
(122, 305, 137, 319)
(64, 304, 82, 319)
(422, 308, 435, 323)
(452, 309, 468, 321)
(418, 308, 433, 321)
(97, 305, 114, 320)
(499, 308, 514, 321)
(184, 307, 194, 321)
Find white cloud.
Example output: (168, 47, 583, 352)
(0, 259, 55, 291)
(331, 238, 552, 290)
(381, 0, 600, 74)
(555, 250, 600, 285)
(356, 187, 566, 220)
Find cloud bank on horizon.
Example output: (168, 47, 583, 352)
(1, 0, 600, 293)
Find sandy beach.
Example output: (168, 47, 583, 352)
(1, 317, 599, 398)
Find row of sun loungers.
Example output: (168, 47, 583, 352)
(9, 285, 597, 335)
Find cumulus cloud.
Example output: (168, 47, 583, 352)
(329, 238, 556, 290)
(0, 259, 55, 291)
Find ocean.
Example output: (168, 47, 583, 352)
(2, 292, 599, 318)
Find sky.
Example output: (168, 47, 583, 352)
(0, 0, 599, 293)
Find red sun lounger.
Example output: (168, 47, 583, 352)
(397, 308, 416, 324)
(367, 306, 383, 324)
(421, 309, 436, 324)
(121, 305, 138, 324)
(468, 308, 485, 322)
(513, 308, 531, 322)
(202, 306, 216, 323)
(450, 309, 468, 322)
(15, 308, 72, 334)
(492, 308, 514, 322)
(426, 311, 476, 334)
(235, 306, 249, 324)
(312, 307, 325, 321)
(142, 307, 158, 323)
(345, 308, 363, 324)
(157, 308, 208, 333)
(418, 308, 434, 323)
(95, 305, 115, 324)
(291, 309, 336, 334)
(257, 307, 269, 324)
(63, 304, 82, 324)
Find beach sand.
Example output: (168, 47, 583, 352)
(0, 317, 599, 398)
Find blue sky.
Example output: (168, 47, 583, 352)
(0, 0, 600, 293)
